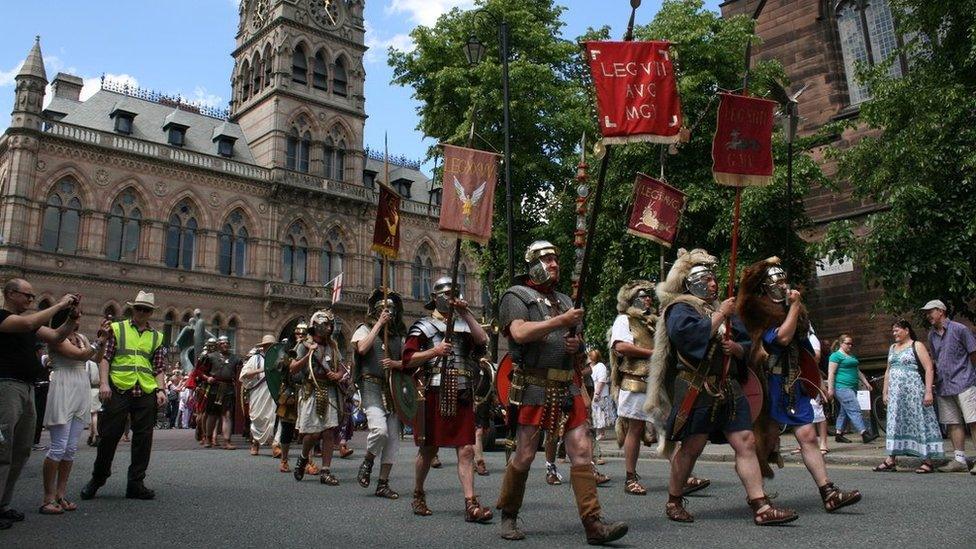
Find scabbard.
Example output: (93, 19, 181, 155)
(670, 385, 701, 439)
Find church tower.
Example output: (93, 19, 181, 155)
(230, 0, 367, 182)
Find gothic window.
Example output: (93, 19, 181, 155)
(218, 209, 248, 276)
(165, 199, 197, 270)
(313, 51, 329, 91)
(163, 310, 176, 347)
(281, 222, 308, 284)
(335, 140, 346, 181)
(41, 177, 82, 254)
(333, 57, 348, 97)
(286, 128, 311, 172)
(374, 253, 396, 290)
(320, 227, 345, 284)
(323, 137, 335, 178)
(212, 315, 223, 339)
(836, 0, 905, 106)
(252, 52, 263, 93)
(226, 318, 238, 353)
(411, 244, 434, 299)
(323, 132, 346, 181)
(292, 45, 308, 85)
(106, 188, 142, 261)
(263, 44, 272, 87)
(241, 59, 251, 100)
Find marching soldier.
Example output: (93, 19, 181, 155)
(495, 241, 627, 545)
(291, 310, 345, 485)
(200, 336, 239, 449)
(353, 289, 406, 499)
(404, 277, 493, 524)
(644, 249, 797, 525)
(737, 257, 862, 514)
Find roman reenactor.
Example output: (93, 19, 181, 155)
(188, 337, 216, 446)
(272, 322, 307, 460)
(404, 277, 493, 524)
(353, 289, 406, 499)
(291, 309, 345, 485)
(200, 336, 239, 449)
(644, 249, 797, 525)
(495, 241, 627, 545)
(737, 257, 861, 514)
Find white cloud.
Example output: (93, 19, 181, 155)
(0, 61, 24, 87)
(364, 20, 415, 63)
(186, 86, 225, 109)
(386, 0, 476, 26)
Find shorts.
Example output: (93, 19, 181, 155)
(937, 385, 976, 425)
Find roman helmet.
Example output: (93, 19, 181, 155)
(523, 240, 559, 285)
(763, 264, 789, 303)
(424, 276, 455, 315)
(204, 337, 217, 352)
(684, 264, 718, 301)
(309, 309, 336, 338)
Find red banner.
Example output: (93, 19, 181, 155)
(711, 93, 776, 187)
(371, 183, 401, 257)
(439, 144, 499, 245)
(626, 173, 686, 248)
(584, 40, 683, 144)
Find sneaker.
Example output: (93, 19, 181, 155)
(937, 460, 970, 473)
(861, 432, 879, 444)
(835, 435, 852, 444)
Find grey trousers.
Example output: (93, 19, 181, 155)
(0, 380, 36, 510)
(364, 405, 400, 465)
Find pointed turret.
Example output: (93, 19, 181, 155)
(19, 35, 47, 82)
(11, 36, 48, 130)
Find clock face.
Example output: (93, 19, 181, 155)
(309, 0, 343, 29)
(251, 0, 269, 30)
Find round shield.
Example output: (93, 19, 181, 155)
(495, 353, 514, 407)
(263, 343, 285, 402)
(741, 367, 764, 422)
(798, 348, 823, 398)
(389, 368, 422, 429)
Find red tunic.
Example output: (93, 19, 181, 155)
(403, 332, 477, 448)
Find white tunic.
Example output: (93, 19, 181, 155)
(240, 352, 276, 444)
(610, 314, 650, 421)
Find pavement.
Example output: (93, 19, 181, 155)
(3, 428, 975, 548)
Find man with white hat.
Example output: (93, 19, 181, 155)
(81, 290, 166, 500)
(240, 335, 278, 456)
(921, 299, 976, 472)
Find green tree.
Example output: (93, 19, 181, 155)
(818, 1, 976, 320)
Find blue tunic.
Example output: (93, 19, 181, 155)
(763, 326, 815, 426)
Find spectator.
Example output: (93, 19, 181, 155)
(32, 351, 51, 451)
(588, 349, 615, 466)
(827, 334, 877, 444)
(921, 300, 976, 473)
(86, 360, 101, 446)
(39, 317, 109, 514)
(0, 279, 79, 530)
(873, 320, 943, 473)
(178, 381, 192, 429)
(166, 372, 183, 429)
(808, 327, 829, 455)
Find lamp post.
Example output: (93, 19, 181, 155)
(463, 12, 514, 287)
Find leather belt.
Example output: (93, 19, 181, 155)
(620, 373, 647, 393)
(362, 374, 385, 384)
(521, 367, 574, 382)
(677, 370, 718, 386)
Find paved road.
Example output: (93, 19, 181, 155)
(4, 429, 974, 548)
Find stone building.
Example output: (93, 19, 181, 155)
(720, 0, 911, 365)
(0, 0, 481, 357)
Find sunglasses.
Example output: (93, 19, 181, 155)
(10, 289, 36, 301)
(133, 306, 153, 313)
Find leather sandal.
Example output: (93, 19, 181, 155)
(56, 497, 77, 512)
(279, 460, 291, 473)
(665, 495, 694, 523)
(294, 456, 308, 481)
(914, 461, 934, 474)
(475, 459, 489, 476)
(682, 476, 710, 495)
(464, 496, 494, 523)
(319, 470, 339, 486)
(412, 490, 433, 516)
(873, 458, 897, 472)
(624, 474, 646, 496)
(819, 482, 861, 512)
(375, 480, 399, 499)
(38, 501, 64, 515)
(358, 459, 374, 488)
(305, 461, 320, 476)
(748, 495, 798, 525)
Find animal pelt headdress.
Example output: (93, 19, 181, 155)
(641, 248, 718, 457)
(607, 280, 658, 448)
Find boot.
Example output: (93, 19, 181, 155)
(79, 478, 104, 500)
(571, 465, 627, 545)
(125, 481, 155, 500)
(294, 455, 309, 481)
(496, 464, 529, 540)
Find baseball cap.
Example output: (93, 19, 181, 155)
(920, 299, 947, 311)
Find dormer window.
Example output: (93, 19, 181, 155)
(363, 171, 376, 189)
(164, 123, 188, 147)
(110, 109, 136, 135)
(216, 137, 235, 158)
(429, 187, 443, 206)
(393, 179, 412, 199)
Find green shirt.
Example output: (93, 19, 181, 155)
(829, 350, 860, 389)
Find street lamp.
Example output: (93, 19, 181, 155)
(463, 35, 486, 66)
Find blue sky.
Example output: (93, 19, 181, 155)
(0, 0, 720, 169)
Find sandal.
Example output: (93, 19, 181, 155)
(748, 495, 798, 526)
(375, 480, 399, 499)
(819, 482, 862, 512)
(319, 470, 339, 486)
(820, 448, 830, 455)
(464, 495, 493, 523)
(56, 497, 77, 512)
(682, 476, 710, 496)
(412, 490, 433, 516)
(665, 495, 694, 523)
(624, 474, 647, 496)
(474, 459, 489, 476)
(915, 462, 934, 474)
(38, 501, 63, 515)
(873, 459, 897, 472)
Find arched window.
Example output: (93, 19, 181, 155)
(252, 52, 263, 93)
(458, 263, 468, 300)
(104, 304, 120, 320)
(165, 199, 197, 270)
(281, 222, 308, 284)
(313, 51, 329, 91)
(323, 132, 347, 181)
(836, 0, 904, 106)
(286, 128, 311, 172)
(41, 177, 82, 253)
(106, 188, 142, 261)
(291, 45, 308, 85)
(163, 311, 176, 347)
(321, 228, 345, 284)
(323, 136, 335, 179)
(226, 318, 238, 353)
(335, 140, 346, 182)
(240, 59, 251, 100)
(333, 57, 348, 97)
(212, 315, 223, 339)
(411, 244, 434, 299)
(374, 253, 396, 290)
(263, 44, 272, 86)
(218, 209, 248, 276)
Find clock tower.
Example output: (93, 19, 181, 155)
(230, 0, 367, 181)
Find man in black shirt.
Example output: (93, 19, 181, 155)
(0, 278, 78, 530)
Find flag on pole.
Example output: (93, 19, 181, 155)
(438, 144, 499, 245)
(711, 93, 776, 187)
(584, 40, 683, 144)
(625, 173, 686, 247)
(327, 273, 343, 303)
(371, 183, 401, 257)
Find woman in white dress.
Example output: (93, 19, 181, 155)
(40, 321, 108, 514)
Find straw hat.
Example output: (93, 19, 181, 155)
(126, 290, 156, 309)
(257, 334, 276, 347)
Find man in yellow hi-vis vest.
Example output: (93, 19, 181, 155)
(81, 291, 167, 501)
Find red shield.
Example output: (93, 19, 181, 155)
(495, 353, 514, 407)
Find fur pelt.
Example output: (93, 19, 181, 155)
(614, 417, 658, 448)
(642, 248, 717, 457)
(607, 280, 657, 405)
